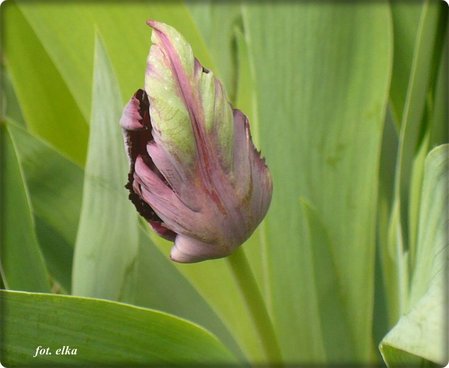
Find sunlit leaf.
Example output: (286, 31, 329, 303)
(380, 144, 448, 367)
(7, 123, 83, 292)
(299, 200, 353, 363)
(390, 0, 447, 257)
(0, 289, 237, 366)
(0, 123, 50, 292)
(385, 2, 447, 325)
(71, 35, 139, 300)
(1, 1, 446, 366)
(243, 2, 392, 363)
(2, 2, 88, 166)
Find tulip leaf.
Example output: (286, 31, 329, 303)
(0, 123, 50, 292)
(2, 2, 88, 166)
(7, 123, 83, 292)
(380, 145, 448, 367)
(71, 35, 139, 300)
(0, 290, 237, 366)
(243, 2, 392, 363)
(299, 199, 354, 363)
(2, 70, 26, 127)
(389, 2, 422, 126)
(429, 37, 448, 148)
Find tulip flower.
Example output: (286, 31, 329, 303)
(120, 20, 272, 263)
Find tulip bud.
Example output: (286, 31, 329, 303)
(120, 20, 272, 263)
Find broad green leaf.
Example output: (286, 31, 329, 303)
(71, 36, 139, 300)
(0, 123, 50, 292)
(243, 2, 392, 363)
(7, 123, 83, 292)
(2, 2, 88, 166)
(15, 0, 214, 118)
(0, 289, 237, 366)
(380, 145, 448, 367)
(299, 200, 353, 363)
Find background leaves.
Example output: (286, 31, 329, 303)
(1, 0, 447, 367)
(243, 2, 392, 363)
(380, 145, 448, 367)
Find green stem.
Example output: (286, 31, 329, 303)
(227, 247, 283, 366)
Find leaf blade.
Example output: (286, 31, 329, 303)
(0, 123, 50, 292)
(7, 122, 84, 292)
(71, 35, 139, 300)
(0, 289, 237, 366)
(243, 2, 393, 362)
(380, 145, 448, 366)
(3, 2, 88, 166)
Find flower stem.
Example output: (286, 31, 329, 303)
(227, 247, 283, 366)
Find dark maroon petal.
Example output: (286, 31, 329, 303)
(120, 89, 176, 239)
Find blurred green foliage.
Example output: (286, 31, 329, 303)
(1, 0, 447, 366)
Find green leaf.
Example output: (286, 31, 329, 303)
(0, 123, 50, 292)
(2, 2, 88, 166)
(377, 108, 401, 325)
(391, 0, 447, 254)
(7, 123, 84, 292)
(243, 2, 392, 362)
(429, 34, 448, 147)
(385, 2, 447, 323)
(299, 200, 353, 363)
(1, 70, 26, 126)
(71, 35, 139, 300)
(380, 145, 448, 367)
(389, 1, 422, 126)
(0, 289, 237, 366)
